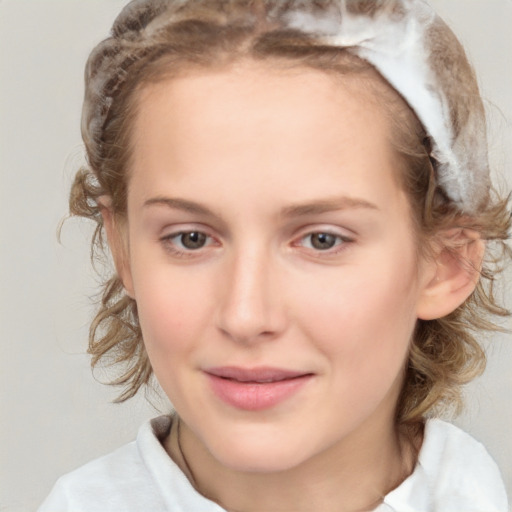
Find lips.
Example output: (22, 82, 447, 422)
(204, 366, 313, 411)
(206, 366, 309, 383)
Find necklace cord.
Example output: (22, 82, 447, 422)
(176, 416, 199, 489)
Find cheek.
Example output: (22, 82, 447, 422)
(294, 249, 419, 383)
(131, 259, 216, 359)
(309, 271, 417, 424)
(131, 264, 220, 408)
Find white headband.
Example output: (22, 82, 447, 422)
(279, 0, 490, 212)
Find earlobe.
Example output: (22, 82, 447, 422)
(417, 230, 485, 321)
(98, 197, 135, 299)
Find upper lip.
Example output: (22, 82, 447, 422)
(205, 366, 312, 383)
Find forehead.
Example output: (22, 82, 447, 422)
(128, 61, 407, 216)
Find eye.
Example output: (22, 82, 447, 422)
(298, 231, 352, 252)
(162, 230, 212, 252)
(176, 231, 208, 250)
(307, 233, 339, 250)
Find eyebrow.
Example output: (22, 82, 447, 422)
(281, 196, 379, 217)
(144, 196, 219, 217)
(143, 195, 378, 219)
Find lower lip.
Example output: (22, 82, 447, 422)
(206, 374, 312, 411)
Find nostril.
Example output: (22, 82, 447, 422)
(216, 306, 284, 344)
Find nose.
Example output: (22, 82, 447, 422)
(216, 247, 287, 344)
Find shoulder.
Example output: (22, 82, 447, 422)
(38, 415, 225, 512)
(383, 419, 508, 512)
(420, 419, 506, 500)
(37, 417, 171, 512)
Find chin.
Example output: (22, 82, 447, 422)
(205, 428, 318, 474)
(217, 448, 306, 473)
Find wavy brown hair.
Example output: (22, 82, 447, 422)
(70, 0, 511, 428)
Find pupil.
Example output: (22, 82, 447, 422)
(311, 233, 336, 250)
(181, 232, 206, 249)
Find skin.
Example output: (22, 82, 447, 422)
(103, 61, 481, 512)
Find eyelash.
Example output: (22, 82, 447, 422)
(159, 229, 354, 259)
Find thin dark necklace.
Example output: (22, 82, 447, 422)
(176, 417, 236, 511)
(176, 416, 199, 489)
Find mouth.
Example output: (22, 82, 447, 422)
(206, 366, 311, 383)
(204, 366, 314, 411)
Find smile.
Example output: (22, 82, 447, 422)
(204, 367, 314, 411)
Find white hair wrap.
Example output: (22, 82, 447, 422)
(85, 0, 490, 212)
(279, 0, 490, 212)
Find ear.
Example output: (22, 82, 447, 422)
(417, 229, 485, 320)
(98, 197, 135, 299)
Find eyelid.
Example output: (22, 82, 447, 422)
(159, 222, 216, 240)
(292, 224, 356, 240)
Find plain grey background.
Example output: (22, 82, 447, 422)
(1, 1, 511, 511)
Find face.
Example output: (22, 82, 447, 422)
(118, 61, 435, 472)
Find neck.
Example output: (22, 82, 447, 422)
(166, 414, 419, 512)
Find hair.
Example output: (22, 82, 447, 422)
(70, 0, 510, 431)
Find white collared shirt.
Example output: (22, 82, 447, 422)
(39, 416, 508, 512)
